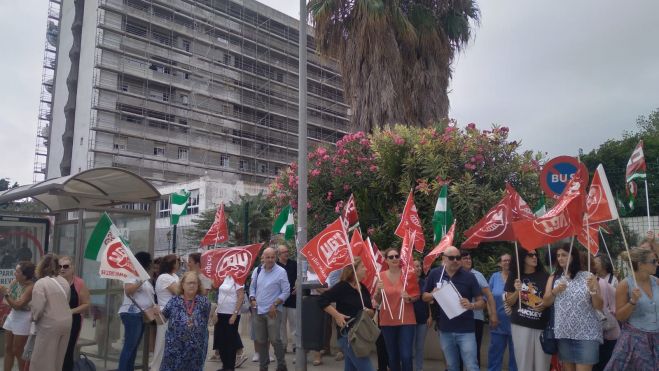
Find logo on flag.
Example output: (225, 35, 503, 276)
(395, 191, 425, 252)
(424, 222, 456, 274)
(301, 218, 350, 284)
(200, 204, 229, 247)
(200, 243, 262, 286)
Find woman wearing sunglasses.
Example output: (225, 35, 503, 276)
(604, 247, 659, 370)
(504, 247, 551, 371)
(58, 256, 90, 371)
(373, 248, 420, 371)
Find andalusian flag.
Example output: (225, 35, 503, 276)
(533, 194, 547, 217)
(272, 205, 295, 241)
(85, 213, 150, 282)
(432, 185, 453, 244)
(170, 189, 190, 225)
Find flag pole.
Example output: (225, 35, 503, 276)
(514, 242, 522, 310)
(645, 179, 651, 231)
(399, 231, 415, 322)
(616, 217, 637, 284)
(599, 229, 614, 266)
(546, 244, 553, 273)
(343, 218, 365, 309)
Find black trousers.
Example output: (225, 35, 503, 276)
(214, 313, 242, 370)
(62, 314, 82, 371)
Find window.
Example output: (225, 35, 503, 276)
(220, 154, 229, 168)
(177, 147, 188, 160)
(180, 94, 189, 105)
(158, 198, 170, 218)
(223, 53, 231, 65)
(259, 163, 267, 173)
(153, 143, 165, 157)
(187, 189, 199, 215)
(182, 39, 190, 52)
(113, 136, 127, 150)
(121, 84, 129, 92)
(162, 91, 169, 102)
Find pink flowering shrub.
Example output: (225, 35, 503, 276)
(269, 122, 543, 247)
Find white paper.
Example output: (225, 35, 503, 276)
(432, 282, 466, 319)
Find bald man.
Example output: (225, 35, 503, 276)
(422, 246, 484, 371)
(249, 247, 290, 371)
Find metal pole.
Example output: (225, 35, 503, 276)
(171, 224, 177, 253)
(243, 200, 250, 244)
(644, 179, 651, 231)
(295, 0, 308, 368)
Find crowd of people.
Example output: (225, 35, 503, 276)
(1, 234, 656, 371)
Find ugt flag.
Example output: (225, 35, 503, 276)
(200, 243, 262, 286)
(272, 205, 295, 241)
(170, 189, 190, 226)
(626, 140, 647, 183)
(342, 194, 360, 231)
(301, 218, 350, 284)
(85, 213, 150, 282)
(394, 191, 425, 252)
(424, 221, 456, 274)
(200, 204, 229, 247)
(585, 164, 619, 225)
(350, 230, 377, 295)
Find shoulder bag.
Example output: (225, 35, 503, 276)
(128, 281, 164, 325)
(539, 276, 558, 355)
(344, 310, 380, 358)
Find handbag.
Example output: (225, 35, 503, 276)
(344, 310, 380, 358)
(127, 282, 164, 325)
(539, 306, 558, 355)
(72, 354, 96, 371)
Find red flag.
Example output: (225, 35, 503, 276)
(351, 230, 377, 295)
(586, 165, 619, 224)
(462, 184, 534, 248)
(578, 221, 599, 256)
(625, 140, 647, 183)
(423, 222, 456, 274)
(200, 243, 262, 286)
(200, 204, 229, 247)
(399, 230, 419, 295)
(394, 191, 426, 252)
(342, 194, 359, 230)
(301, 218, 351, 284)
(512, 176, 585, 251)
(367, 238, 386, 272)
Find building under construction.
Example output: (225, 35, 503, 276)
(36, 0, 349, 186)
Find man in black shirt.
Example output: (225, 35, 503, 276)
(422, 246, 483, 371)
(276, 244, 297, 353)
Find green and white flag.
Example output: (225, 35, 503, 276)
(533, 194, 547, 217)
(170, 189, 190, 226)
(432, 185, 453, 244)
(272, 205, 295, 241)
(85, 213, 150, 282)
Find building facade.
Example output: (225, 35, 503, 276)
(36, 0, 349, 186)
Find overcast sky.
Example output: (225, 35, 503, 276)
(1, 0, 657, 186)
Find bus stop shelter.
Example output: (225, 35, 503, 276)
(0, 167, 161, 370)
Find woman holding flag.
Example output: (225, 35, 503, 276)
(374, 247, 419, 371)
(318, 257, 375, 371)
(542, 244, 603, 371)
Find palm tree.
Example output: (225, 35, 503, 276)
(308, 0, 480, 132)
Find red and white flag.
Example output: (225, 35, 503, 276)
(200, 204, 229, 247)
(578, 222, 600, 256)
(399, 230, 420, 297)
(585, 165, 619, 225)
(512, 175, 585, 251)
(301, 218, 351, 284)
(423, 221, 456, 274)
(395, 191, 426, 252)
(367, 238, 386, 273)
(350, 230, 378, 295)
(200, 243, 262, 286)
(342, 194, 360, 231)
(462, 184, 534, 248)
(626, 140, 647, 183)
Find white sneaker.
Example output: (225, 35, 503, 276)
(236, 354, 248, 368)
(252, 353, 259, 362)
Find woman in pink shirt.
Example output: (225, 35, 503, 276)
(374, 248, 420, 371)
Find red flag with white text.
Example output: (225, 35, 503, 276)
(350, 230, 377, 295)
(512, 176, 586, 251)
(301, 218, 351, 285)
(585, 164, 619, 224)
(424, 222, 456, 274)
(200, 204, 229, 247)
(200, 243, 262, 286)
(395, 191, 426, 252)
(577, 222, 600, 256)
(462, 184, 534, 248)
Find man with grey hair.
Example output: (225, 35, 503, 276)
(249, 247, 290, 371)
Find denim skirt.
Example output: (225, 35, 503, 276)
(558, 338, 600, 364)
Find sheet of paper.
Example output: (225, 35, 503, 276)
(432, 282, 466, 319)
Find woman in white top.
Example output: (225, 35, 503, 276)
(213, 275, 246, 371)
(0, 261, 35, 371)
(151, 254, 179, 371)
(118, 252, 155, 371)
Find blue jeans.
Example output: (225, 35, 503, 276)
(338, 334, 375, 371)
(487, 332, 517, 371)
(439, 331, 479, 371)
(381, 325, 415, 371)
(414, 324, 428, 371)
(118, 312, 145, 371)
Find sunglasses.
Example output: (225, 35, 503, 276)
(387, 255, 400, 260)
(526, 253, 538, 258)
(445, 255, 461, 261)
(58, 264, 70, 269)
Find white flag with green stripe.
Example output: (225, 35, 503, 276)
(272, 205, 295, 241)
(432, 185, 453, 244)
(85, 213, 150, 282)
(170, 189, 190, 226)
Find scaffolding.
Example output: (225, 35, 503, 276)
(86, 0, 349, 186)
(33, 0, 62, 183)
